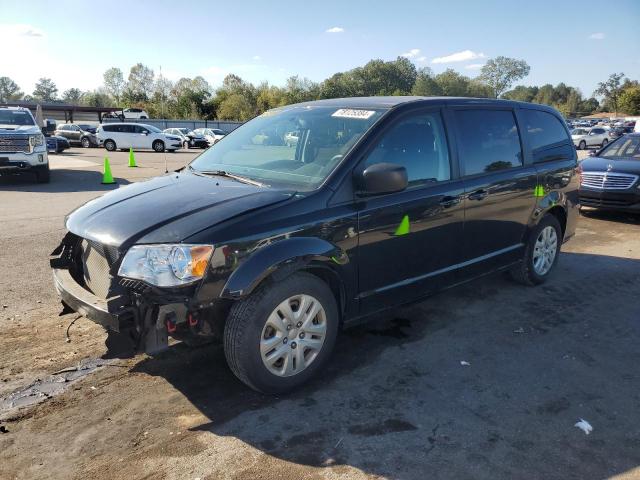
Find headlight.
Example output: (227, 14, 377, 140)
(29, 134, 44, 147)
(118, 244, 214, 287)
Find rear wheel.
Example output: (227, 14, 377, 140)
(224, 272, 338, 394)
(81, 137, 91, 148)
(578, 140, 586, 150)
(104, 139, 116, 151)
(602, 138, 608, 147)
(510, 214, 562, 285)
(152, 140, 165, 152)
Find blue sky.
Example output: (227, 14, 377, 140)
(1, 0, 639, 98)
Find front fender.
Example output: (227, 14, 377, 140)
(220, 237, 349, 299)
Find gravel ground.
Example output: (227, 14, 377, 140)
(0, 148, 639, 480)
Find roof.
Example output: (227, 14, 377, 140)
(293, 96, 556, 111)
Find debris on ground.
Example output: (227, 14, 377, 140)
(460, 361, 471, 366)
(514, 327, 525, 334)
(575, 418, 593, 435)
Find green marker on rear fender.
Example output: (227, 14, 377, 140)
(534, 185, 545, 197)
(394, 215, 410, 236)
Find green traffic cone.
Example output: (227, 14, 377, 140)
(394, 214, 410, 236)
(128, 147, 137, 168)
(101, 156, 116, 184)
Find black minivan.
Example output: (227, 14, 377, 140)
(51, 97, 579, 393)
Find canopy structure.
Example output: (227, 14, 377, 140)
(0, 101, 121, 123)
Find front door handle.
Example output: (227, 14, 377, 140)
(439, 195, 461, 208)
(468, 189, 488, 201)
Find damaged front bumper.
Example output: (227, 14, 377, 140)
(50, 234, 217, 355)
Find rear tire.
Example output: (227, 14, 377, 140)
(81, 137, 91, 148)
(152, 140, 165, 152)
(602, 138, 608, 147)
(578, 140, 586, 150)
(104, 140, 116, 152)
(510, 214, 562, 286)
(224, 272, 338, 394)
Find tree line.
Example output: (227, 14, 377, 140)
(0, 57, 638, 120)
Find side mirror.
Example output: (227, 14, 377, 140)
(355, 162, 408, 196)
(588, 150, 597, 157)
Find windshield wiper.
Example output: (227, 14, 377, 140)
(192, 167, 265, 187)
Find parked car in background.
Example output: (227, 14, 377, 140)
(0, 106, 49, 183)
(55, 124, 99, 148)
(572, 127, 610, 149)
(163, 128, 209, 149)
(608, 127, 634, 141)
(96, 123, 182, 152)
(46, 135, 70, 154)
(51, 97, 578, 393)
(579, 133, 640, 212)
(193, 128, 226, 146)
(284, 131, 299, 147)
(122, 108, 149, 119)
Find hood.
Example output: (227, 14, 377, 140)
(66, 171, 294, 247)
(581, 156, 640, 174)
(0, 124, 40, 134)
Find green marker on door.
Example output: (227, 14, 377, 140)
(394, 215, 410, 236)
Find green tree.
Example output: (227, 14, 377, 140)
(62, 88, 83, 104)
(434, 69, 471, 96)
(103, 67, 125, 104)
(479, 56, 530, 98)
(124, 63, 154, 102)
(618, 86, 640, 115)
(82, 89, 112, 107)
(594, 72, 625, 114)
(0, 76, 23, 102)
(32, 77, 58, 101)
(502, 85, 539, 102)
(217, 93, 255, 121)
(411, 68, 442, 96)
(578, 97, 599, 115)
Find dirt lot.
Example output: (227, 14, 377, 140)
(1, 148, 639, 480)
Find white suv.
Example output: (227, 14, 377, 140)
(97, 123, 183, 152)
(571, 127, 610, 149)
(0, 106, 49, 183)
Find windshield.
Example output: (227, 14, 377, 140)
(600, 136, 640, 159)
(142, 124, 162, 133)
(0, 110, 35, 126)
(178, 128, 190, 134)
(190, 106, 386, 190)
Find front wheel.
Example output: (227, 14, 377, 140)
(602, 138, 608, 147)
(81, 137, 91, 148)
(36, 163, 50, 183)
(104, 140, 116, 151)
(224, 272, 338, 394)
(578, 140, 586, 150)
(510, 214, 562, 286)
(152, 140, 165, 152)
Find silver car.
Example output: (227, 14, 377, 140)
(571, 127, 610, 150)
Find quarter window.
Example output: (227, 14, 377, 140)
(454, 109, 523, 176)
(363, 112, 451, 185)
(522, 109, 569, 151)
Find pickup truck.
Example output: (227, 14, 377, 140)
(0, 106, 50, 183)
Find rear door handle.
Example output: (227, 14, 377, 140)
(439, 195, 461, 208)
(468, 189, 488, 201)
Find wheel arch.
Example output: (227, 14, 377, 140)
(219, 237, 350, 319)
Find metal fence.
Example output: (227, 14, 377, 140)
(102, 118, 243, 133)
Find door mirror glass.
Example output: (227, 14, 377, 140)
(355, 162, 408, 196)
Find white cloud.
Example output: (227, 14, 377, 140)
(589, 32, 605, 40)
(465, 63, 484, 70)
(416, 56, 427, 63)
(326, 27, 344, 33)
(252, 55, 262, 61)
(0, 23, 45, 39)
(432, 50, 485, 64)
(401, 48, 421, 58)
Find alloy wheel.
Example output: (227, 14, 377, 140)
(532, 226, 558, 276)
(260, 294, 327, 377)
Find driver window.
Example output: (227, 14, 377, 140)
(363, 112, 451, 186)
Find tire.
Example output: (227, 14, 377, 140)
(104, 140, 116, 152)
(578, 140, 586, 150)
(224, 272, 339, 394)
(36, 163, 50, 183)
(509, 214, 562, 286)
(152, 140, 165, 152)
(140, 116, 148, 120)
(183, 141, 189, 149)
(602, 138, 608, 147)
(81, 137, 91, 148)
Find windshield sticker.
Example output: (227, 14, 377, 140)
(332, 109, 376, 120)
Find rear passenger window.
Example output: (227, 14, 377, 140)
(454, 110, 523, 176)
(102, 125, 115, 132)
(363, 112, 451, 185)
(521, 110, 569, 151)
